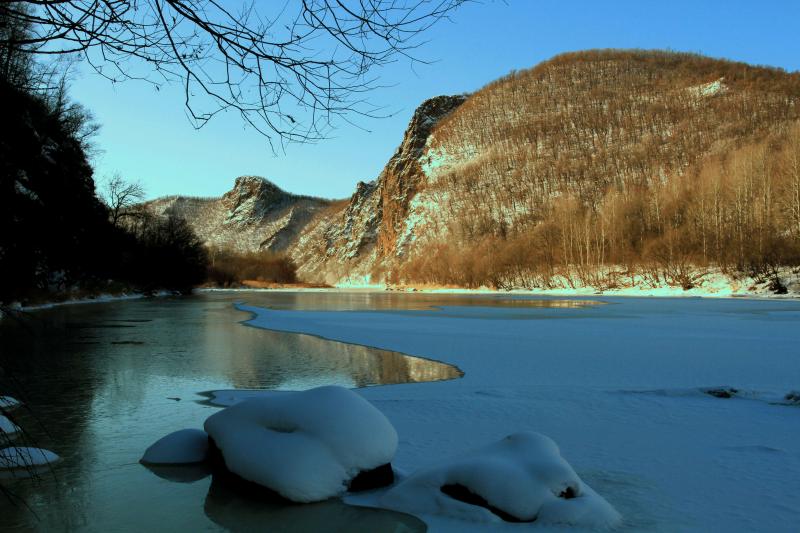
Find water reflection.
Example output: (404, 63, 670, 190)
(2, 291, 594, 530)
(0, 293, 464, 531)
(207, 289, 602, 312)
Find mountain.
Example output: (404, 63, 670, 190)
(149, 50, 800, 290)
(145, 176, 332, 254)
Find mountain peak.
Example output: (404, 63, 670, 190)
(229, 175, 284, 196)
(222, 176, 289, 226)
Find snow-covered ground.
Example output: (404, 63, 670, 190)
(208, 297, 800, 532)
(0, 290, 177, 317)
(337, 268, 800, 299)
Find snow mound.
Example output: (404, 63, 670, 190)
(204, 385, 398, 503)
(381, 431, 621, 527)
(0, 396, 22, 412)
(141, 429, 210, 464)
(0, 447, 60, 469)
(0, 415, 21, 439)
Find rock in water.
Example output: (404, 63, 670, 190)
(0, 447, 60, 469)
(703, 387, 739, 399)
(141, 428, 210, 464)
(381, 431, 621, 527)
(204, 386, 397, 503)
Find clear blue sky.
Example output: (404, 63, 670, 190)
(70, 0, 800, 200)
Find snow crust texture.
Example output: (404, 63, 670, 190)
(203, 385, 398, 503)
(140, 428, 210, 465)
(382, 431, 621, 527)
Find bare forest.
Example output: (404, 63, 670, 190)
(400, 51, 800, 290)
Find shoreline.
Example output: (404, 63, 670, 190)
(7, 274, 798, 320)
(196, 284, 800, 301)
(1, 290, 177, 318)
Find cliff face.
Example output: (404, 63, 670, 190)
(149, 50, 800, 288)
(375, 95, 468, 258)
(149, 94, 467, 285)
(289, 94, 467, 284)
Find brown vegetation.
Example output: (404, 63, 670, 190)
(399, 50, 800, 290)
(206, 248, 298, 287)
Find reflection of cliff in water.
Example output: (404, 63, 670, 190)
(0, 293, 462, 530)
(220, 290, 601, 312)
(209, 315, 461, 390)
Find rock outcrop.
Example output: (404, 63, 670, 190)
(145, 176, 330, 254)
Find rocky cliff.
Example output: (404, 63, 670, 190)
(289, 94, 467, 285)
(147, 94, 467, 285)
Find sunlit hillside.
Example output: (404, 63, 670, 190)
(396, 50, 800, 289)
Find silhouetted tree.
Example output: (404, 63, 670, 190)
(101, 174, 146, 227)
(0, 0, 466, 147)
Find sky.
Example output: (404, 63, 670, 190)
(70, 0, 800, 201)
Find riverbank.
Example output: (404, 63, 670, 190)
(0, 290, 178, 319)
(8, 265, 798, 320)
(369, 267, 800, 299)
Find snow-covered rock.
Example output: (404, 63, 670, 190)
(381, 431, 621, 527)
(140, 428, 210, 465)
(203, 385, 398, 503)
(0, 447, 60, 469)
(0, 415, 21, 439)
(784, 391, 800, 405)
(0, 396, 22, 412)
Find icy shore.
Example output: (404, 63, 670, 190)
(0, 290, 177, 319)
(341, 267, 800, 299)
(207, 297, 800, 532)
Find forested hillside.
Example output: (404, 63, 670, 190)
(395, 51, 800, 290)
(145, 50, 800, 293)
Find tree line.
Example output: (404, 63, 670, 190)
(0, 10, 209, 303)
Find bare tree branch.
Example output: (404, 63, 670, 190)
(101, 173, 146, 226)
(0, 0, 468, 147)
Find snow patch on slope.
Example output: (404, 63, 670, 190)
(689, 78, 728, 98)
(419, 141, 479, 181)
(396, 190, 446, 256)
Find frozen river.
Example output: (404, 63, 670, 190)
(2, 292, 799, 531)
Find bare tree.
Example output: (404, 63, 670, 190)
(0, 1, 467, 147)
(101, 174, 146, 227)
